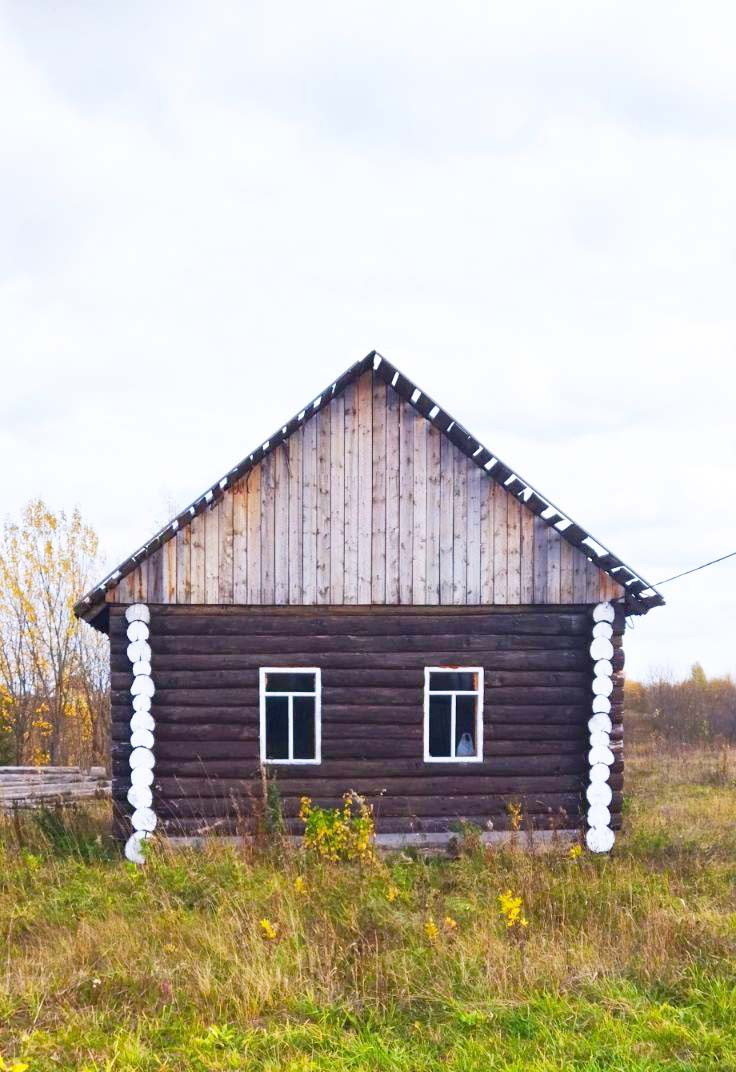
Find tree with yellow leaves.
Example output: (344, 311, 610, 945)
(0, 500, 109, 767)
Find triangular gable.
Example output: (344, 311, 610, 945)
(75, 352, 663, 624)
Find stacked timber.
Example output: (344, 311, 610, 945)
(0, 766, 110, 809)
(110, 604, 625, 838)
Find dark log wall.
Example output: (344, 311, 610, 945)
(110, 605, 625, 837)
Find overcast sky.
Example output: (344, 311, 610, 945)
(1, 2, 734, 680)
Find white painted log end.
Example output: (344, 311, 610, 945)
(586, 826, 615, 853)
(124, 830, 153, 864)
(131, 806, 157, 833)
(592, 602, 615, 624)
(125, 604, 151, 625)
(126, 620, 150, 643)
(129, 747, 155, 771)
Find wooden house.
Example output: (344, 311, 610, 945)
(75, 352, 663, 859)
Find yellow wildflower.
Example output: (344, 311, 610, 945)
(293, 876, 306, 895)
(498, 890, 528, 930)
(568, 843, 583, 860)
(443, 915, 458, 933)
(386, 885, 399, 903)
(259, 918, 278, 941)
(424, 918, 439, 943)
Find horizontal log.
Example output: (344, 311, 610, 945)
(131, 756, 592, 785)
(110, 670, 592, 693)
(149, 789, 592, 819)
(118, 761, 615, 792)
(112, 700, 591, 724)
(111, 611, 591, 639)
(137, 634, 585, 656)
(111, 685, 591, 709)
(110, 723, 588, 755)
(110, 650, 594, 675)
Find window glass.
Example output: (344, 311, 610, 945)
(292, 696, 316, 759)
(428, 671, 478, 691)
(265, 696, 289, 759)
(425, 667, 483, 762)
(261, 669, 320, 763)
(265, 671, 316, 693)
(428, 695, 452, 758)
(455, 694, 477, 755)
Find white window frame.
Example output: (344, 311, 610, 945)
(423, 666, 484, 763)
(259, 667, 322, 765)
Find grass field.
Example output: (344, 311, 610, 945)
(1, 739, 736, 1071)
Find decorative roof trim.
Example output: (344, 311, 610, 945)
(74, 350, 664, 620)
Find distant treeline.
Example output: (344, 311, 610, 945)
(626, 664, 736, 743)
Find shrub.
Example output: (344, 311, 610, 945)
(299, 792, 375, 863)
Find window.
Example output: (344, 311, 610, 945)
(259, 668, 321, 764)
(424, 667, 483, 762)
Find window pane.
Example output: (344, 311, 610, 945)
(455, 694, 477, 757)
(292, 696, 316, 759)
(265, 696, 289, 759)
(429, 671, 477, 691)
(428, 695, 452, 758)
(265, 671, 316, 693)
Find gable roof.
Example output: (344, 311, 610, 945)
(74, 350, 664, 623)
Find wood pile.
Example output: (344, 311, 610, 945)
(0, 766, 111, 809)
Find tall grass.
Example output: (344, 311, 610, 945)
(1, 740, 736, 1070)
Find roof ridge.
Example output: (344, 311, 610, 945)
(74, 349, 664, 619)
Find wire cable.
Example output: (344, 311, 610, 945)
(655, 550, 736, 587)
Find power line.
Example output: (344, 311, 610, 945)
(655, 550, 736, 587)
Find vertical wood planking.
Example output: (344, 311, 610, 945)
(398, 401, 414, 604)
(176, 524, 192, 604)
(164, 537, 177, 603)
(546, 527, 561, 604)
(412, 414, 427, 603)
(572, 541, 587, 603)
(385, 388, 400, 604)
(371, 379, 387, 603)
(204, 506, 220, 604)
(452, 451, 468, 604)
(273, 446, 290, 603)
(585, 557, 601, 602)
(103, 378, 633, 611)
(559, 538, 574, 603)
(190, 512, 206, 603)
(466, 463, 481, 604)
(148, 546, 163, 603)
(218, 487, 234, 603)
(602, 573, 624, 602)
(532, 516, 548, 603)
(316, 408, 331, 603)
(245, 467, 262, 604)
(329, 397, 345, 603)
(232, 478, 247, 603)
(116, 571, 135, 604)
(425, 423, 441, 604)
(260, 454, 276, 603)
(343, 382, 359, 604)
(519, 504, 534, 603)
(480, 477, 494, 604)
(492, 481, 508, 605)
(506, 495, 521, 604)
(439, 434, 454, 603)
(288, 430, 304, 605)
(301, 416, 318, 604)
(134, 560, 147, 603)
(357, 373, 373, 603)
